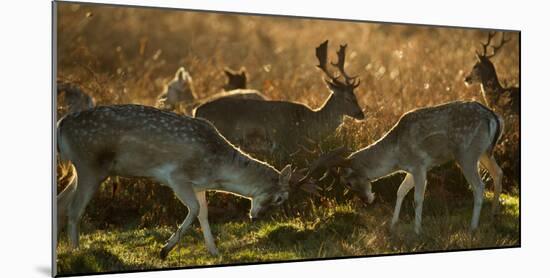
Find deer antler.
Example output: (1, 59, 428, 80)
(487, 33, 511, 58)
(289, 168, 320, 195)
(316, 40, 339, 82)
(477, 31, 497, 57)
(331, 44, 360, 88)
(315, 40, 360, 89)
(292, 146, 351, 188)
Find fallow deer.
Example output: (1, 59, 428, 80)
(56, 105, 299, 259)
(156, 67, 197, 115)
(223, 67, 248, 91)
(465, 32, 519, 115)
(310, 101, 504, 234)
(220, 67, 269, 100)
(156, 67, 266, 115)
(193, 40, 365, 158)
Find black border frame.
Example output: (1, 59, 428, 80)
(52, 1, 521, 277)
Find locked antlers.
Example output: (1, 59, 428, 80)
(316, 40, 360, 89)
(289, 146, 351, 195)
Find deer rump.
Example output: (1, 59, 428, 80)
(194, 97, 321, 156)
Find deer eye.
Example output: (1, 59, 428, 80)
(273, 195, 284, 205)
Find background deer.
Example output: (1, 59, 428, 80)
(465, 32, 519, 115)
(193, 40, 365, 159)
(56, 104, 295, 259)
(223, 67, 248, 91)
(155, 67, 197, 115)
(57, 81, 95, 117)
(312, 101, 504, 234)
(156, 67, 266, 115)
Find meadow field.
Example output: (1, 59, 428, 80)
(55, 3, 520, 276)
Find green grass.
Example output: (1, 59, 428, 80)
(56, 192, 519, 276)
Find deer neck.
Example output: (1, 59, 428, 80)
(480, 70, 504, 104)
(351, 132, 399, 181)
(313, 93, 346, 136)
(214, 150, 278, 198)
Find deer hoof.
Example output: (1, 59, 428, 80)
(160, 247, 171, 260)
(209, 248, 220, 256)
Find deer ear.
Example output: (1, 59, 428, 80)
(176, 67, 185, 81)
(224, 68, 234, 78)
(475, 52, 483, 61)
(279, 164, 292, 185)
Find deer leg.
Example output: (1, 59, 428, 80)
(160, 180, 199, 260)
(391, 173, 415, 229)
(66, 167, 105, 249)
(412, 170, 427, 235)
(480, 153, 503, 216)
(56, 166, 77, 239)
(195, 191, 219, 256)
(459, 158, 486, 231)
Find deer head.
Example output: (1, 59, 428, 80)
(302, 146, 375, 204)
(316, 40, 364, 120)
(249, 164, 293, 220)
(223, 67, 248, 91)
(465, 32, 511, 86)
(165, 67, 195, 104)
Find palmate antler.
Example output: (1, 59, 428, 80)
(289, 146, 351, 195)
(477, 31, 496, 57)
(477, 32, 511, 59)
(487, 34, 511, 58)
(316, 40, 360, 89)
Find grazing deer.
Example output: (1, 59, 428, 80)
(56, 104, 296, 259)
(311, 101, 504, 234)
(193, 40, 364, 158)
(465, 32, 519, 114)
(156, 67, 266, 115)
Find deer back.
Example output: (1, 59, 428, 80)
(194, 98, 318, 153)
(193, 41, 364, 157)
(389, 101, 502, 167)
(57, 105, 241, 177)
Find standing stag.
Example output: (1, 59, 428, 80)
(156, 67, 266, 115)
(194, 40, 364, 158)
(56, 105, 297, 258)
(465, 32, 519, 114)
(311, 101, 504, 234)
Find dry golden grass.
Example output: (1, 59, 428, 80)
(55, 2, 520, 275)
